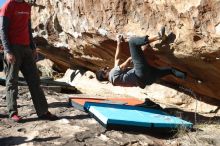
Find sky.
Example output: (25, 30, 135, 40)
(0, 0, 6, 8)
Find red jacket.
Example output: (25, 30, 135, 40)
(0, 0, 31, 46)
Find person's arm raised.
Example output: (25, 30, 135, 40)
(119, 57, 132, 71)
(114, 34, 124, 67)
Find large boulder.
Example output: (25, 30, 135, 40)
(31, 0, 220, 103)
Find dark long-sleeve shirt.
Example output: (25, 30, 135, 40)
(0, 16, 11, 53)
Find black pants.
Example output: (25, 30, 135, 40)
(128, 36, 172, 86)
(4, 45, 48, 117)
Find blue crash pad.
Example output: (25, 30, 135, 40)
(84, 102, 192, 129)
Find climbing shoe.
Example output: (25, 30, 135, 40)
(172, 68, 187, 80)
(136, 98, 163, 110)
(11, 113, 22, 123)
(158, 26, 167, 42)
(116, 34, 125, 43)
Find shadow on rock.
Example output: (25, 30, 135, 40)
(157, 80, 220, 106)
(164, 107, 220, 125)
(135, 98, 220, 124)
(155, 32, 176, 53)
(153, 32, 220, 106)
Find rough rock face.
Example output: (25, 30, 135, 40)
(31, 0, 220, 102)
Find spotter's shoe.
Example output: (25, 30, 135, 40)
(11, 113, 22, 123)
(39, 112, 59, 121)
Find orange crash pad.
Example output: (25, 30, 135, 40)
(69, 97, 143, 111)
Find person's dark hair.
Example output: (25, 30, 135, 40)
(96, 70, 108, 81)
(25, 0, 36, 5)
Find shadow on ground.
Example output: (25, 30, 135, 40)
(20, 114, 90, 123)
(137, 98, 220, 124)
(165, 107, 220, 125)
(0, 136, 60, 145)
(48, 101, 70, 108)
(0, 114, 7, 118)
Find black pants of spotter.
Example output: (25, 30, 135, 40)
(4, 45, 48, 117)
(128, 36, 173, 86)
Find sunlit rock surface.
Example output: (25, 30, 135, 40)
(31, 0, 220, 102)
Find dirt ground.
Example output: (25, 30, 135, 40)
(0, 79, 220, 146)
